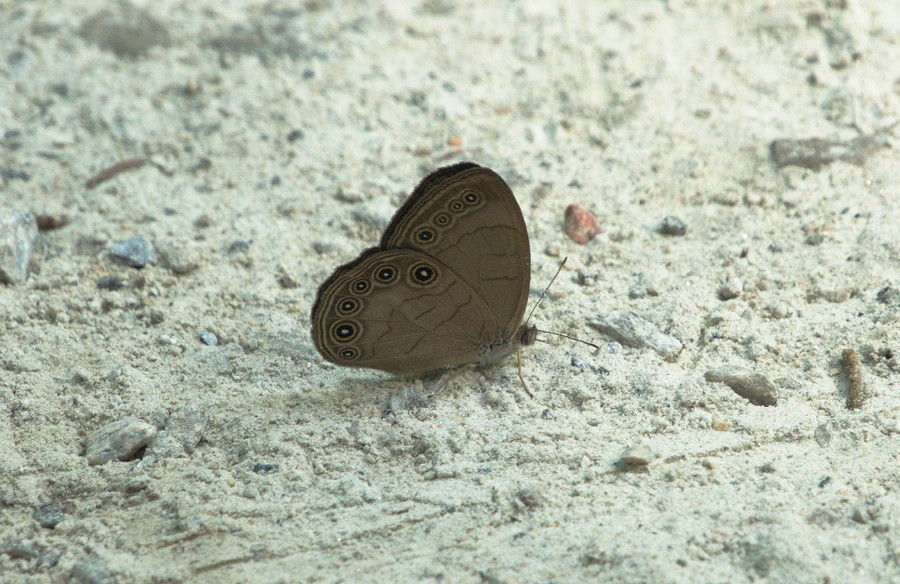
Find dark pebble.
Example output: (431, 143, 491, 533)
(97, 276, 125, 290)
(658, 216, 687, 236)
(32, 504, 64, 529)
(876, 286, 899, 305)
(34, 212, 71, 230)
(227, 240, 250, 254)
(287, 129, 304, 142)
(252, 462, 278, 474)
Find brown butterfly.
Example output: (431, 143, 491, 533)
(311, 162, 537, 381)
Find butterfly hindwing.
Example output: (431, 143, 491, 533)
(311, 248, 496, 374)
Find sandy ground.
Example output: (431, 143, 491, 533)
(1, 1, 899, 582)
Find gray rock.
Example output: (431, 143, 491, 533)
(85, 417, 157, 465)
(588, 311, 683, 362)
(0, 209, 38, 284)
(109, 234, 157, 268)
(704, 368, 779, 406)
(198, 329, 217, 346)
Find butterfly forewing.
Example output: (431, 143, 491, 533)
(380, 163, 531, 340)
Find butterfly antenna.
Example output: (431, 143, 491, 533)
(525, 257, 568, 326)
(535, 329, 600, 351)
(527, 257, 600, 351)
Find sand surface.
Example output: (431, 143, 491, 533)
(1, 1, 899, 582)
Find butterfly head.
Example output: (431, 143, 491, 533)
(519, 324, 537, 347)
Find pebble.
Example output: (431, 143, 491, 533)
(0, 209, 38, 284)
(0, 538, 62, 568)
(96, 275, 125, 290)
(381, 389, 430, 416)
(158, 242, 199, 274)
(513, 487, 545, 510)
(704, 368, 779, 406)
(619, 444, 656, 467)
(876, 286, 899, 306)
(564, 204, 600, 244)
(69, 554, 116, 584)
(770, 135, 886, 170)
(34, 210, 71, 230)
(78, 3, 171, 58)
(109, 234, 157, 268)
(253, 462, 278, 474)
(276, 265, 300, 288)
(588, 311, 683, 362)
(32, 504, 64, 529)
(198, 329, 218, 346)
(658, 216, 687, 236)
(167, 406, 208, 454)
(85, 417, 157, 465)
(717, 278, 743, 300)
(141, 430, 184, 461)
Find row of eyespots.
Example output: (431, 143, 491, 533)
(327, 261, 442, 358)
(414, 189, 483, 246)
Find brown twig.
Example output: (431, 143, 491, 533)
(841, 348, 864, 409)
(85, 158, 147, 189)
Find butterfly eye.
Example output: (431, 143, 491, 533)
(449, 200, 465, 213)
(374, 265, 399, 284)
(336, 298, 361, 316)
(414, 227, 437, 245)
(350, 279, 371, 295)
(338, 347, 360, 361)
(432, 212, 452, 228)
(331, 320, 360, 343)
(463, 191, 481, 206)
(409, 262, 438, 286)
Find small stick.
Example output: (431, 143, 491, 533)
(85, 158, 147, 189)
(842, 348, 863, 409)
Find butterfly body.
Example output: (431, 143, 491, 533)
(311, 162, 532, 376)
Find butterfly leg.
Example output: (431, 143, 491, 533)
(516, 347, 534, 397)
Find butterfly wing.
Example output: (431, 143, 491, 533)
(379, 163, 531, 341)
(310, 248, 497, 375)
